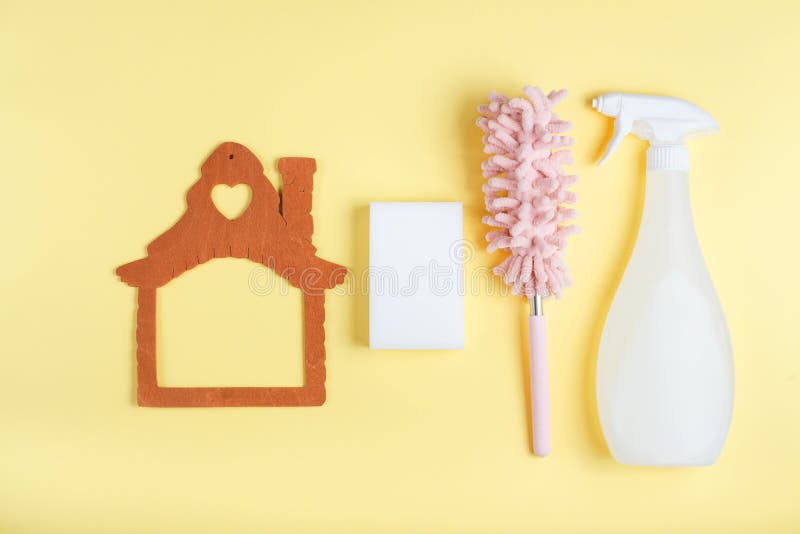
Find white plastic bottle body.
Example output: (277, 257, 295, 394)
(596, 169, 734, 466)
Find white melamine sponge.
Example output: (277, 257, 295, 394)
(369, 202, 464, 350)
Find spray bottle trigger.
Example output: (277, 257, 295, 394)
(598, 114, 632, 166)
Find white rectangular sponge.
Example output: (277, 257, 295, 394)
(369, 202, 464, 350)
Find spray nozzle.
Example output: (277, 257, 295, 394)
(593, 93, 719, 170)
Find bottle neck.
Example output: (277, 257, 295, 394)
(638, 168, 697, 253)
(641, 145, 694, 248)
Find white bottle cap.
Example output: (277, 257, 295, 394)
(646, 145, 689, 172)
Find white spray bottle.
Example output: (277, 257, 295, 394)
(593, 93, 733, 466)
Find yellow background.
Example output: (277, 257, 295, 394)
(2, 0, 798, 531)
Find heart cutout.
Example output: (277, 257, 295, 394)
(212, 184, 252, 220)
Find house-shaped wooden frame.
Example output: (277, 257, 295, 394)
(116, 142, 346, 407)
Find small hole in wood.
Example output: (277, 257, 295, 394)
(229, 154, 234, 159)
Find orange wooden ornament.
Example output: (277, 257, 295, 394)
(117, 142, 346, 407)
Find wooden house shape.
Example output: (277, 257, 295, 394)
(116, 142, 346, 407)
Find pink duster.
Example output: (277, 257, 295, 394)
(477, 86, 578, 455)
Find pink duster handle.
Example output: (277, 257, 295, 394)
(529, 315, 551, 456)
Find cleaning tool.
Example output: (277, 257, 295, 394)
(593, 93, 733, 466)
(477, 87, 578, 456)
(369, 202, 465, 350)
